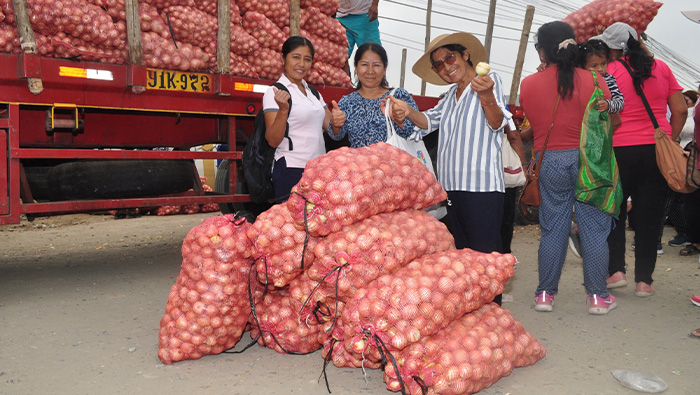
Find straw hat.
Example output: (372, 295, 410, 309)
(412, 32, 487, 86)
(682, 10, 700, 24)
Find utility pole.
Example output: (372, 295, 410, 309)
(484, 0, 497, 62)
(421, 0, 433, 95)
(509, 5, 535, 106)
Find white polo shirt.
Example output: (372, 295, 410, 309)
(262, 74, 327, 169)
(337, 0, 373, 17)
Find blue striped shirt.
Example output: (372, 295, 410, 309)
(417, 72, 510, 193)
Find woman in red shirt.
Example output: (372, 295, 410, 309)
(520, 21, 616, 315)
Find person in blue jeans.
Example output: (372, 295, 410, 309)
(337, 0, 381, 73)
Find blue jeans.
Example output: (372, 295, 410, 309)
(536, 149, 612, 297)
(337, 14, 381, 58)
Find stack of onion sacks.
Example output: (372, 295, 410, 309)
(384, 303, 546, 395)
(562, 0, 662, 42)
(158, 214, 262, 364)
(286, 143, 447, 237)
(329, 249, 516, 367)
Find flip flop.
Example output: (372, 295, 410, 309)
(679, 244, 700, 256)
(691, 328, 700, 338)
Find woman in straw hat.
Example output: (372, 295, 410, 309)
(385, 32, 509, 261)
(520, 21, 616, 315)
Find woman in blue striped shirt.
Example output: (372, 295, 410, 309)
(387, 32, 510, 255)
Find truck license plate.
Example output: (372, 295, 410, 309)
(146, 69, 212, 93)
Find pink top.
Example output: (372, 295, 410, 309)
(607, 58, 683, 147)
(520, 66, 611, 153)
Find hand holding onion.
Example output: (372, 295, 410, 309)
(475, 62, 491, 76)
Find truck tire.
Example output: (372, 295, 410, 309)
(214, 159, 268, 222)
(47, 160, 194, 201)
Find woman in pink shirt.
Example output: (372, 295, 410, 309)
(594, 23, 687, 297)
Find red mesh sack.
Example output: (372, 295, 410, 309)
(141, 31, 210, 71)
(321, 337, 383, 370)
(248, 289, 325, 354)
(301, 6, 348, 47)
(312, 61, 353, 88)
(246, 47, 283, 80)
(142, 0, 195, 9)
(242, 11, 287, 51)
(236, 0, 289, 29)
(247, 204, 319, 288)
(154, 204, 181, 216)
(0, 23, 22, 54)
(562, 0, 662, 42)
(286, 143, 447, 237)
(301, 0, 339, 16)
(300, 29, 347, 68)
(193, 0, 242, 23)
(158, 215, 261, 364)
(330, 249, 516, 366)
(384, 303, 546, 395)
(311, 210, 455, 301)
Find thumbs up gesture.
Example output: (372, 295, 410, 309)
(330, 100, 346, 130)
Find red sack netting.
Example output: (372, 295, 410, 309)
(236, 0, 289, 29)
(247, 203, 319, 288)
(301, 29, 347, 69)
(248, 289, 325, 354)
(51, 33, 127, 63)
(242, 11, 287, 51)
(106, 1, 171, 39)
(26, 0, 125, 50)
(141, 31, 210, 71)
(142, 0, 194, 9)
(562, 0, 663, 42)
(311, 210, 455, 301)
(158, 215, 261, 364)
(286, 143, 447, 237)
(246, 46, 283, 80)
(194, 0, 242, 23)
(301, 0, 339, 16)
(312, 61, 353, 88)
(301, 6, 348, 47)
(322, 336, 383, 369)
(328, 249, 516, 366)
(0, 23, 20, 53)
(288, 268, 344, 322)
(383, 303, 546, 395)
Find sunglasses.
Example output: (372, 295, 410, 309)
(432, 52, 457, 73)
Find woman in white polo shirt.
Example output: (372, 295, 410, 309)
(263, 36, 334, 202)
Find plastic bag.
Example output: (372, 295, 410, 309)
(611, 370, 668, 393)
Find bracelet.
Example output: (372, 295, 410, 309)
(482, 101, 498, 107)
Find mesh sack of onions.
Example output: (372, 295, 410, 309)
(246, 47, 283, 80)
(301, 6, 348, 47)
(199, 179, 220, 213)
(312, 61, 353, 88)
(230, 23, 260, 55)
(0, 1, 13, 25)
(51, 33, 127, 63)
(141, 31, 210, 71)
(306, 67, 324, 86)
(311, 210, 455, 301)
(383, 303, 546, 395)
(0, 23, 19, 53)
(26, 0, 124, 50)
(330, 249, 516, 366)
(141, 0, 195, 9)
(35, 33, 55, 56)
(248, 289, 325, 354)
(321, 336, 383, 370)
(158, 215, 260, 364)
(205, 48, 259, 78)
(288, 268, 346, 326)
(286, 143, 447, 237)
(236, 0, 289, 29)
(154, 205, 181, 216)
(301, 0, 339, 16)
(160, 6, 217, 52)
(247, 203, 319, 288)
(242, 11, 287, 51)
(562, 0, 662, 42)
(194, 0, 242, 23)
(301, 29, 347, 68)
(105, 1, 171, 39)
(181, 204, 200, 214)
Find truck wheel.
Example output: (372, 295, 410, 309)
(47, 160, 194, 201)
(214, 160, 268, 222)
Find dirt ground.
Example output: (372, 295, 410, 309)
(1, 212, 698, 395)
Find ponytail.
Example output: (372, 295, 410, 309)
(536, 22, 579, 100)
(624, 35, 654, 97)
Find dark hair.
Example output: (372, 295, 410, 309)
(577, 39, 610, 68)
(282, 36, 315, 59)
(536, 21, 578, 99)
(683, 90, 699, 105)
(429, 43, 473, 68)
(623, 34, 654, 97)
(353, 42, 390, 90)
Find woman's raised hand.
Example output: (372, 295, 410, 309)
(273, 87, 291, 112)
(382, 95, 410, 125)
(330, 100, 346, 129)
